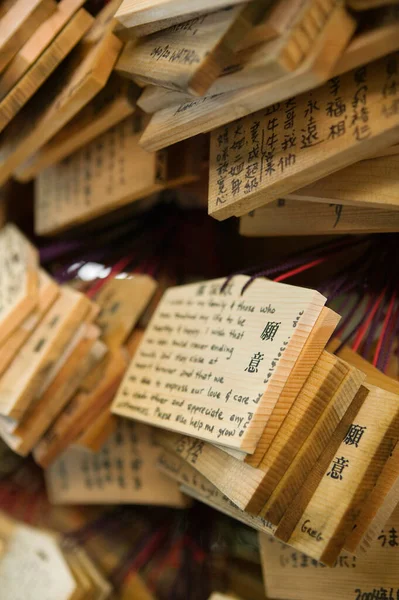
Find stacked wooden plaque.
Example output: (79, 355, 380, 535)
(103, 0, 399, 236)
(0, 511, 112, 600)
(0, 225, 166, 472)
(107, 275, 399, 566)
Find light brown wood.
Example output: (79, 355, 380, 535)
(260, 503, 399, 600)
(137, 84, 192, 113)
(76, 408, 117, 452)
(260, 363, 367, 525)
(0, 270, 59, 377)
(277, 385, 399, 565)
(328, 340, 399, 394)
(196, 0, 352, 97)
(34, 115, 166, 236)
(95, 275, 157, 349)
(158, 449, 277, 536)
(0, 327, 104, 456)
(0, 0, 85, 101)
(139, 8, 396, 152)
(34, 348, 128, 467)
(14, 76, 139, 181)
(0, 224, 39, 346)
(0, 8, 93, 135)
(175, 354, 364, 514)
(0, 1, 122, 185)
(0, 287, 92, 420)
(209, 53, 399, 220)
(112, 275, 326, 453)
(115, 9, 209, 40)
(239, 199, 399, 237)
(114, 0, 247, 28)
(116, 4, 268, 96)
(45, 420, 186, 506)
(368, 142, 399, 158)
(286, 155, 399, 210)
(246, 306, 340, 466)
(344, 441, 399, 553)
(0, 0, 57, 73)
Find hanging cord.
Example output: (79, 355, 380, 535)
(352, 289, 387, 353)
(373, 291, 397, 368)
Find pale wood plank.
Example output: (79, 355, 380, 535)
(45, 420, 186, 506)
(239, 199, 399, 237)
(34, 115, 165, 236)
(15, 76, 139, 181)
(208, 54, 399, 220)
(116, 4, 267, 96)
(286, 155, 399, 211)
(0, 0, 85, 101)
(246, 306, 340, 466)
(111, 276, 326, 453)
(0, 328, 104, 456)
(260, 503, 399, 600)
(95, 275, 157, 349)
(0, 270, 59, 377)
(34, 348, 128, 467)
(277, 385, 399, 565)
(114, 0, 247, 28)
(0, 8, 93, 134)
(260, 363, 367, 525)
(0, 0, 57, 73)
(0, 224, 39, 346)
(139, 7, 395, 152)
(0, 1, 122, 183)
(0, 287, 92, 420)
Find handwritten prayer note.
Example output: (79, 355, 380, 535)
(116, 5, 253, 95)
(46, 420, 185, 506)
(260, 503, 399, 600)
(112, 276, 326, 452)
(35, 115, 166, 235)
(209, 52, 399, 220)
(0, 225, 38, 345)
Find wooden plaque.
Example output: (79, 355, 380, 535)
(0, 1, 122, 185)
(260, 503, 399, 600)
(0, 327, 104, 456)
(208, 53, 399, 220)
(287, 155, 399, 210)
(34, 115, 165, 235)
(139, 7, 396, 152)
(0, 0, 85, 101)
(276, 385, 399, 565)
(114, 0, 247, 28)
(95, 275, 157, 349)
(0, 224, 39, 346)
(115, 3, 273, 96)
(34, 348, 128, 467)
(45, 420, 186, 506)
(0, 8, 93, 135)
(239, 199, 399, 236)
(0, 270, 59, 377)
(112, 275, 326, 453)
(15, 76, 139, 181)
(0, 287, 91, 420)
(0, 0, 57, 73)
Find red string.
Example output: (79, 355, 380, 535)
(273, 257, 326, 283)
(373, 292, 397, 367)
(352, 289, 386, 352)
(86, 255, 135, 298)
